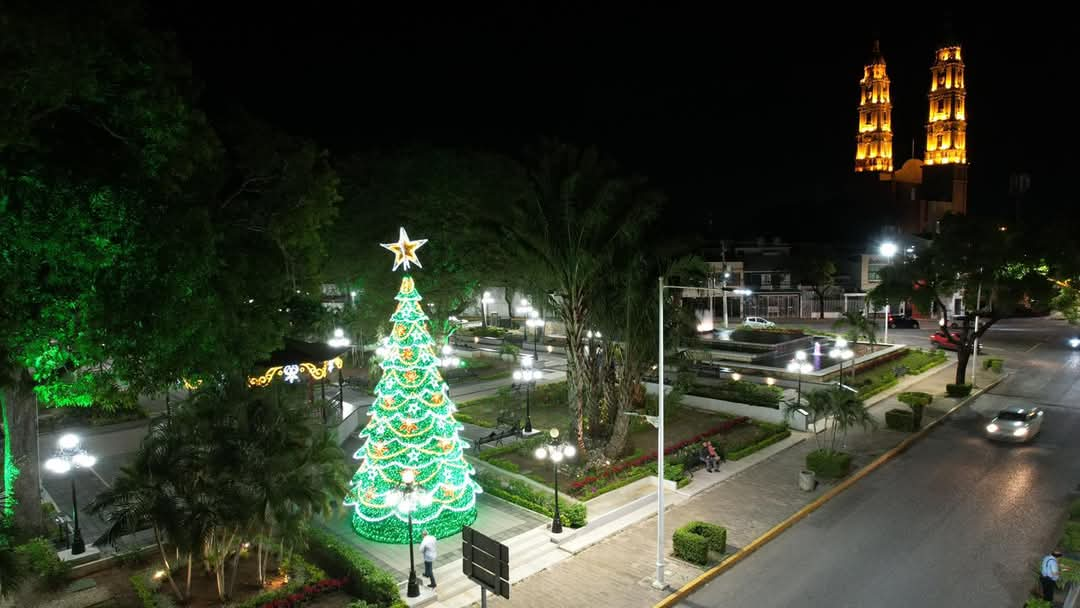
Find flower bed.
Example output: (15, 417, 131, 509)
(473, 471, 587, 527)
(569, 417, 748, 495)
(687, 380, 783, 408)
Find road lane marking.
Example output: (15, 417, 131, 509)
(1025, 343, 1042, 353)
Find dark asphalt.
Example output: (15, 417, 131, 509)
(682, 317, 1080, 608)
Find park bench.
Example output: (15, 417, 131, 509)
(473, 409, 521, 453)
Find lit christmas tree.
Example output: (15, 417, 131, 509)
(344, 228, 480, 543)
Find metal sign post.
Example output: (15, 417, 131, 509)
(462, 526, 510, 601)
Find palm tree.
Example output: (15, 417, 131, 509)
(833, 311, 878, 351)
(499, 139, 664, 449)
(801, 388, 875, 454)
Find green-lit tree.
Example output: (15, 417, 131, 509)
(344, 231, 479, 543)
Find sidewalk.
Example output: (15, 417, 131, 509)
(482, 361, 984, 607)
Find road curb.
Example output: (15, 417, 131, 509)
(653, 371, 1009, 608)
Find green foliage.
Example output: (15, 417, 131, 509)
(897, 392, 933, 408)
(1064, 521, 1080, 552)
(306, 527, 402, 606)
(849, 349, 945, 399)
(453, 412, 496, 428)
(472, 471, 587, 527)
(727, 428, 792, 460)
(129, 571, 158, 608)
(806, 449, 852, 479)
(14, 537, 70, 590)
(688, 380, 783, 408)
(983, 357, 1004, 373)
(946, 383, 973, 397)
(673, 522, 726, 565)
(1061, 557, 1080, 586)
(1069, 498, 1080, 521)
(1024, 598, 1052, 608)
(799, 389, 874, 454)
(885, 408, 917, 432)
(833, 312, 877, 347)
(227, 555, 325, 608)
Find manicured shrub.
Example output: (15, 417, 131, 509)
(673, 521, 726, 565)
(983, 357, 1004, 372)
(805, 449, 851, 479)
(473, 471, 587, 527)
(306, 527, 402, 606)
(897, 392, 933, 408)
(885, 408, 916, 432)
(946, 383, 973, 397)
(673, 527, 709, 565)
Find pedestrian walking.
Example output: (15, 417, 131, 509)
(1040, 547, 1065, 602)
(420, 529, 437, 588)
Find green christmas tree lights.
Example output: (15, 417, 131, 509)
(344, 229, 480, 543)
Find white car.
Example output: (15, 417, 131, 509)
(985, 406, 1044, 442)
(743, 316, 775, 329)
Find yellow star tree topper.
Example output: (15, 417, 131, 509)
(380, 227, 428, 271)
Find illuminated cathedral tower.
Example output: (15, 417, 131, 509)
(855, 40, 893, 172)
(924, 44, 966, 165)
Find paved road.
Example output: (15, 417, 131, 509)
(682, 317, 1080, 607)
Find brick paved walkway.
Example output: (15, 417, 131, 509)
(485, 362, 977, 607)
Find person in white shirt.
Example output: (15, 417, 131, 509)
(1041, 547, 1064, 602)
(420, 529, 437, 588)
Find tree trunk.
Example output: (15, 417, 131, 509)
(817, 292, 825, 320)
(2, 366, 41, 533)
(154, 526, 185, 601)
(186, 553, 192, 598)
(955, 347, 970, 385)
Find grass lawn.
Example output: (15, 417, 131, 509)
(457, 380, 569, 429)
(846, 348, 947, 397)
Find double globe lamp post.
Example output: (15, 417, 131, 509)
(513, 358, 542, 434)
(534, 428, 575, 533)
(786, 350, 813, 405)
(829, 338, 855, 387)
(44, 433, 97, 555)
(384, 468, 433, 598)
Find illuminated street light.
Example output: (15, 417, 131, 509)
(44, 434, 96, 555)
(533, 428, 575, 533)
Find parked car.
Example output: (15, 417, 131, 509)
(743, 316, 775, 329)
(985, 406, 1043, 442)
(888, 314, 920, 329)
(946, 315, 982, 330)
(929, 331, 983, 353)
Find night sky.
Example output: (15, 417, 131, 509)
(162, 7, 1071, 240)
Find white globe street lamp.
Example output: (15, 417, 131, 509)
(45, 434, 96, 555)
(534, 428, 575, 533)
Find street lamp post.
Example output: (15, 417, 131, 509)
(385, 468, 432, 598)
(44, 434, 97, 555)
(829, 338, 854, 388)
(526, 315, 545, 361)
(481, 292, 495, 328)
(786, 351, 812, 406)
(534, 428, 575, 533)
(879, 242, 898, 345)
(513, 359, 542, 434)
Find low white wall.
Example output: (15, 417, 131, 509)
(643, 382, 786, 425)
(335, 403, 365, 444)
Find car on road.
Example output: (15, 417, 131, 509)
(888, 314, 920, 329)
(945, 315, 983, 330)
(929, 331, 983, 352)
(743, 316, 775, 329)
(985, 406, 1044, 442)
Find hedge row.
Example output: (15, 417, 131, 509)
(727, 428, 792, 461)
(673, 521, 726, 565)
(897, 392, 933, 408)
(946, 383, 973, 397)
(885, 408, 917, 432)
(305, 527, 407, 608)
(473, 471, 587, 527)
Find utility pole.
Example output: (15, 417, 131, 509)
(721, 244, 730, 329)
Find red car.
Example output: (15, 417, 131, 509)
(929, 331, 982, 353)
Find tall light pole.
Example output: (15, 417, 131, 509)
(786, 350, 812, 405)
(829, 338, 854, 388)
(722, 270, 732, 328)
(44, 434, 96, 555)
(385, 468, 432, 598)
(534, 428, 575, 533)
(481, 291, 495, 328)
(879, 242, 898, 344)
(513, 359, 542, 434)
